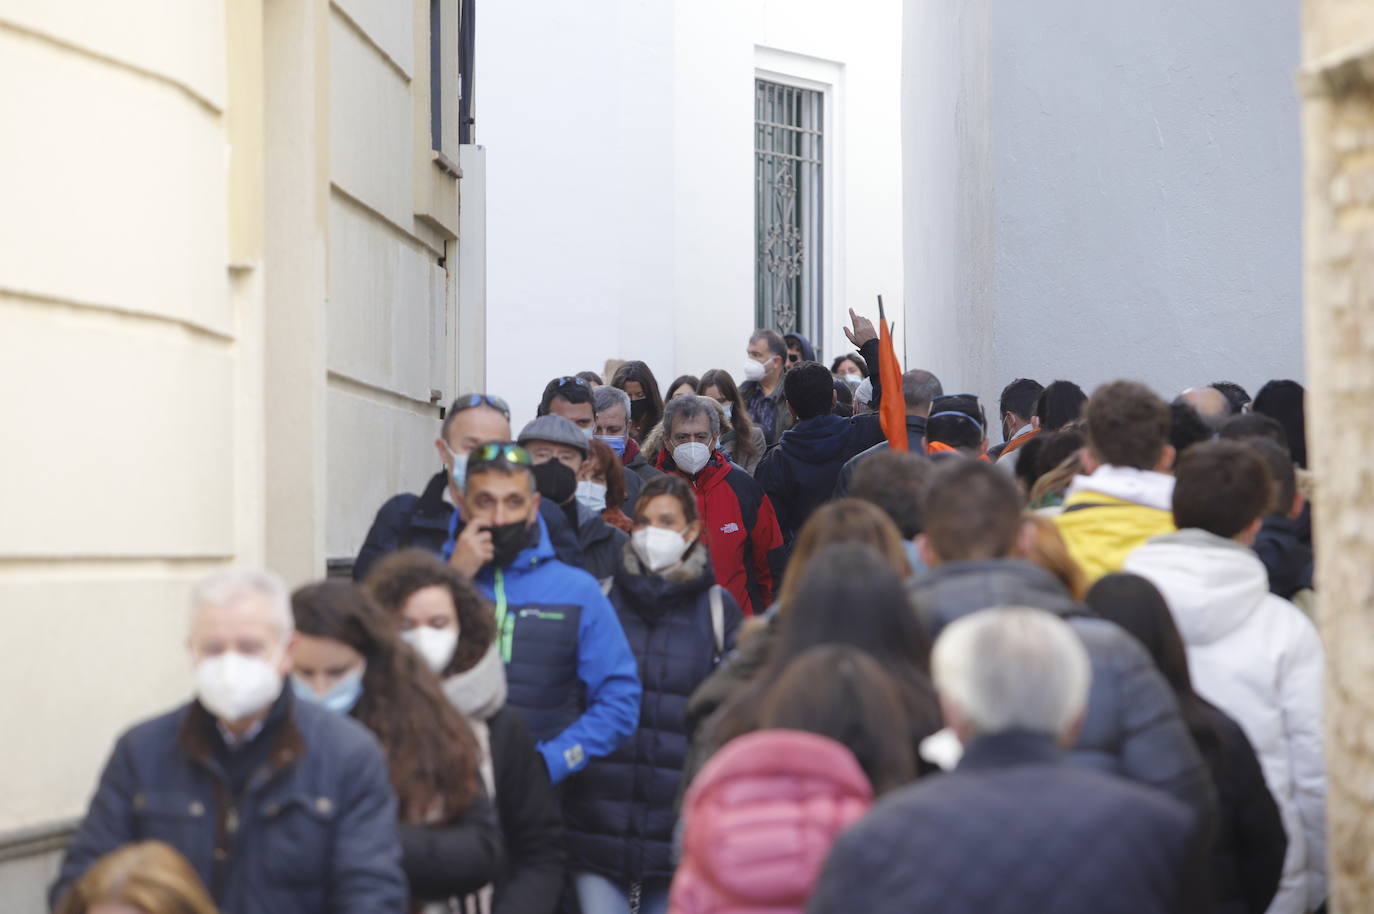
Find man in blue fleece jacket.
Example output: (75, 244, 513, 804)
(443, 441, 641, 784)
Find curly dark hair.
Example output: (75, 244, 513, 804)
(290, 580, 480, 823)
(362, 549, 497, 676)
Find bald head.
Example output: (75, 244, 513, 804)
(1180, 387, 1230, 431)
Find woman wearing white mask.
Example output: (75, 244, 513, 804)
(290, 580, 502, 913)
(364, 550, 567, 914)
(563, 475, 742, 914)
(698, 369, 765, 476)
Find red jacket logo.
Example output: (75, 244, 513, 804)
(719, 522, 741, 534)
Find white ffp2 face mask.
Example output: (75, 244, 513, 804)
(401, 626, 459, 674)
(632, 526, 692, 572)
(194, 651, 283, 723)
(576, 479, 608, 512)
(673, 442, 711, 475)
(743, 358, 768, 383)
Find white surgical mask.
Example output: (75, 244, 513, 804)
(673, 441, 711, 475)
(580, 425, 596, 441)
(576, 479, 608, 512)
(401, 626, 459, 674)
(633, 526, 692, 572)
(743, 358, 767, 383)
(194, 651, 283, 723)
(842, 375, 862, 390)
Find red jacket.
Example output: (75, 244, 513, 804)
(656, 449, 784, 615)
(668, 730, 874, 914)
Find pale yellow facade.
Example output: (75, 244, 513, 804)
(0, 0, 476, 905)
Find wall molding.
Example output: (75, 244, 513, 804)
(0, 819, 77, 865)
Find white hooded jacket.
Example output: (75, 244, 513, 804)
(1125, 529, 1325, 914)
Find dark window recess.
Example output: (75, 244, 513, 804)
(430, 0, 443, 151)
(458, 0, 476, 144)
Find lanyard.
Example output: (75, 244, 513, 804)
(494, 568, 515, 663)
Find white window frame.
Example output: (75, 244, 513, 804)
(755, 47, 843, 361)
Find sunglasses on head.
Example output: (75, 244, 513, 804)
(552, 376, 591, 390)
(467, 442, 533, 470)
(451, 393, 511, 420)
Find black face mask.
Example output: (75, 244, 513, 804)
(630, 398, 650, 423)
(532, 460, 578, 505)
(489, 519, 534, 568)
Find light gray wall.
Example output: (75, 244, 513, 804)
(904, 0, 1304, 425)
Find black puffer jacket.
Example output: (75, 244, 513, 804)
(564, 542, 741, 886)
(1197, 700, 1288, 914)
(908, 560, 1218, 839)
(572, 501, 629, 586)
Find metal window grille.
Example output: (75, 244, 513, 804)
(755, 79, 823, 348)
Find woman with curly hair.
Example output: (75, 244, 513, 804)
(364, 550, 566, 914)
(290, 580, 502, 912)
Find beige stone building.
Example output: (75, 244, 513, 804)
(0, 0, 480, 904)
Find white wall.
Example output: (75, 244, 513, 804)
(903, 0, 1304, 418)
(480, 0, 905, 426)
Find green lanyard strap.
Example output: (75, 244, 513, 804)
(494, 568, 515, 663)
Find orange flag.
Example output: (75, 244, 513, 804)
(877, 297, 908, 452)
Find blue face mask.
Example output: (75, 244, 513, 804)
(595, 435, 627, 457)
(444, 443, 469, 491)
(292, 666, 365, 715)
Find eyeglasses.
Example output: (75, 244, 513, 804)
(451, 393, 511, 420)
(467, 442, 533, 469)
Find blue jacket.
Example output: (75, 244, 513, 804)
(566, 542, 742, 884)
(754, 414, 884, 542)
(448, 514, 642, 785)
(51, 689, 407, 914)
(352, 471, 584, 582)
(809, 730, 1202, 914)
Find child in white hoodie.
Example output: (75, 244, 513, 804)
(1125, 439, 1325, 914)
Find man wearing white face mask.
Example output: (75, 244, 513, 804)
(739, 328, 792, 446)
(652, 395, 784, 616)
(52, 569, 408, 914)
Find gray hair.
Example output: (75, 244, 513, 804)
(190, 569, 294, 644)
(748, 328, 787, 359)
(661, 394, 721, 439)
(903, 369, 944, 413)
(592, 384, 631, 418)
(932, 607, 1090, 739)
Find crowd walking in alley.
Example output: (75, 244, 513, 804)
(51, 312, 1326, 914)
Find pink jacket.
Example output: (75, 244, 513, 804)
(668, 729, 874, 914)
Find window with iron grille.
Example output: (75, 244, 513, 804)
(755, 79, 824, 349)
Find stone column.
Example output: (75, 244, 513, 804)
(1301, 1, 1374, 909)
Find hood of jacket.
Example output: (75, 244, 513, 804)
(776, 413, 861, 464)
(908, 559, 1080, 635)
(441, 643, 508, 721)
(1124, 529, 1272, 647)
(680, 729, 871, 906)
(1067, 465, 1175, 511)
(613, 539, 715, 621)
(783, 332, 816, 363)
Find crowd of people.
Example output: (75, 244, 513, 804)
(51, 314, 1326, 914)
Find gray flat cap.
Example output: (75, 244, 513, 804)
(518, 414, 589, 456)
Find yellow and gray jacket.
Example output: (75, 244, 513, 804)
(1053, 466, 1177, 583)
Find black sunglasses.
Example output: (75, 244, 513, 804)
(552, 376, 591, 390)
(451, 393, 511, 420)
